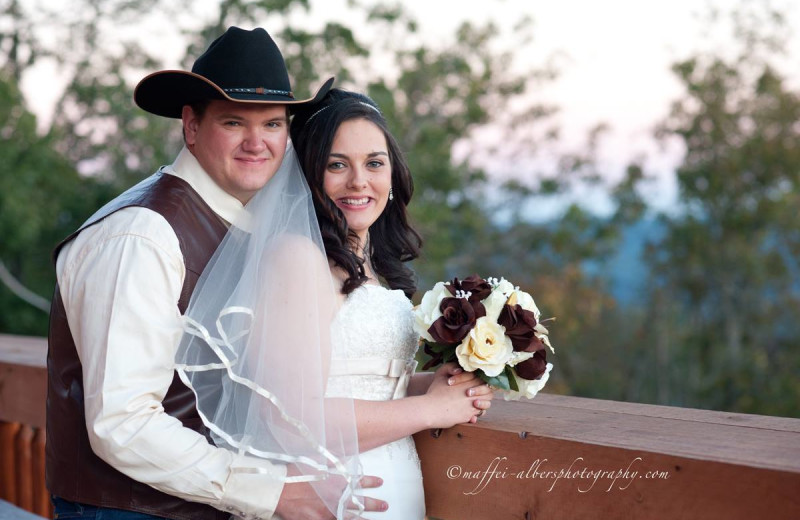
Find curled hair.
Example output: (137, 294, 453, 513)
(290, 89, 422, 298)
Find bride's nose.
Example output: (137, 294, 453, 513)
(347, 166, 369, 190)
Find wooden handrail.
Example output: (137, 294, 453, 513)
(414, 393, 800, 519)
(2, 334, 799, 519)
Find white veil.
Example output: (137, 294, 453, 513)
(175, 144, 362, 517)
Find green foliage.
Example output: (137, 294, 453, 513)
(648, 3, 800, 415)
(43, 0, 186, 189)
(0, 73, 111, 333)
(477, 366, 518, 392)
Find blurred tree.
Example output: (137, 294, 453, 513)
(470, 126, 649, 397)
(0, 72, 113, 333)
(43, 0, 189, 189)
(650, 2, 800, 416)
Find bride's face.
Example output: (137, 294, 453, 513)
(323, 118, 392, 244)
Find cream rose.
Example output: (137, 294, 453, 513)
(508, 350, 534, 367)
(482, 289, 508, 322)
(455, 316, 513, 377)
(493, 277, 516, 297)
(514, 290, 541, 320)
(502, 362, 553, 401)
(535, 322, 554, 353)
(413, 281, 451, 341)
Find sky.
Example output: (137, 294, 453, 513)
(398, 0, 800, 212)
(18, 0, 800, 213)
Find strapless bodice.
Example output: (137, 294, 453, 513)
(325, 283, 425, 519)
(326, 284, 419, 401)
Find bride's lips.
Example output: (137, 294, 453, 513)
(336, 196, 373, 211)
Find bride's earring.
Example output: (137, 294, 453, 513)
(388, 187, 394, 201)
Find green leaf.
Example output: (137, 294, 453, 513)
(423, 340, 457, 355)
(477, 370, 511, 391)
(506, 366, 519, 392)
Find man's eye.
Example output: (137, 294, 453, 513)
(224, 121, 241, 126)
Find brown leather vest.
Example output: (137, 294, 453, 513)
(46, 171, 231, 520)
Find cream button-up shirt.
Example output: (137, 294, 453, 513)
(55, 147, 285, 519)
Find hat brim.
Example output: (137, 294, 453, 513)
(134, 71, 334, 119)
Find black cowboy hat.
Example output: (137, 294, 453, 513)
(134, 26, 333, 118)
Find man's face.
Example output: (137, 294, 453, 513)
(182, 100, 289, 204)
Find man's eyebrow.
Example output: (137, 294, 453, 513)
(214, 113, 288, 122)
(215, 112, 245, 119)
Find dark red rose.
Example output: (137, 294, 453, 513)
(515, 349, 547, 380)
(498, 303, 540, 352)
(421, 341, 458, 370)
(446, 274, 492, 303)
(428, 297, 486, 345)
(422, 343, 444, 370)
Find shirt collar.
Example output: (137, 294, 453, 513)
(162, 147, 245, 225)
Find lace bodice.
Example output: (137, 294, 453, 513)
(326, 284, 419, 401)
(325, 284, 426, 519)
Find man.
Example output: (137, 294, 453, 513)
(47, 26, 384, 520)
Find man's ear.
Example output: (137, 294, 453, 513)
(182, 105, 198, 147)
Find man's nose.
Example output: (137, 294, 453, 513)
(241, 128, 267, 152)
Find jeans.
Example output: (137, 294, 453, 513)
(51, 496, 168, 519)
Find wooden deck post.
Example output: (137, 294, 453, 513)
(0, 422, 21, 505)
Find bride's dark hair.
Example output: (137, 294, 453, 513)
(290, 88, 422, 298)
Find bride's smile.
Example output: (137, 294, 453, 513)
(324, 118, 392, 243)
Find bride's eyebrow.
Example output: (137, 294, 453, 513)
(328, 151, 388, 158)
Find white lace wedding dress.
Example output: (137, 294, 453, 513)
(326, 284, 426, 519)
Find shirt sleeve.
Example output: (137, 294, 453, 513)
(56, 207, 286, 520)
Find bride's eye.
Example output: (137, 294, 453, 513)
(327, 160, 346, 171)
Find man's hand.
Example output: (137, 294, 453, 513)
(275, 472, 386, 520)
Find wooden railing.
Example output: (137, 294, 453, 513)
(0, 334, 49, 518)
(2, 333, 800, 519)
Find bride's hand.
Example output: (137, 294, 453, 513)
(423, 363, 494, 428)
(443, 366, 495, 423)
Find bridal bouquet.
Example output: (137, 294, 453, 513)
(413, 275, 554, 400)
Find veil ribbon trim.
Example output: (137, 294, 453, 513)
(178, 309, 351, 482)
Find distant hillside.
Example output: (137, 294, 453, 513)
(595, 217, 665, 304)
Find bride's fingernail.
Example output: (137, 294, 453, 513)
(448, 378, 454, 386)
(468, 388, 474, 396)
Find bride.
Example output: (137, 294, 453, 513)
(177, 88, 493, 520)
(290, 89, 494, 518)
